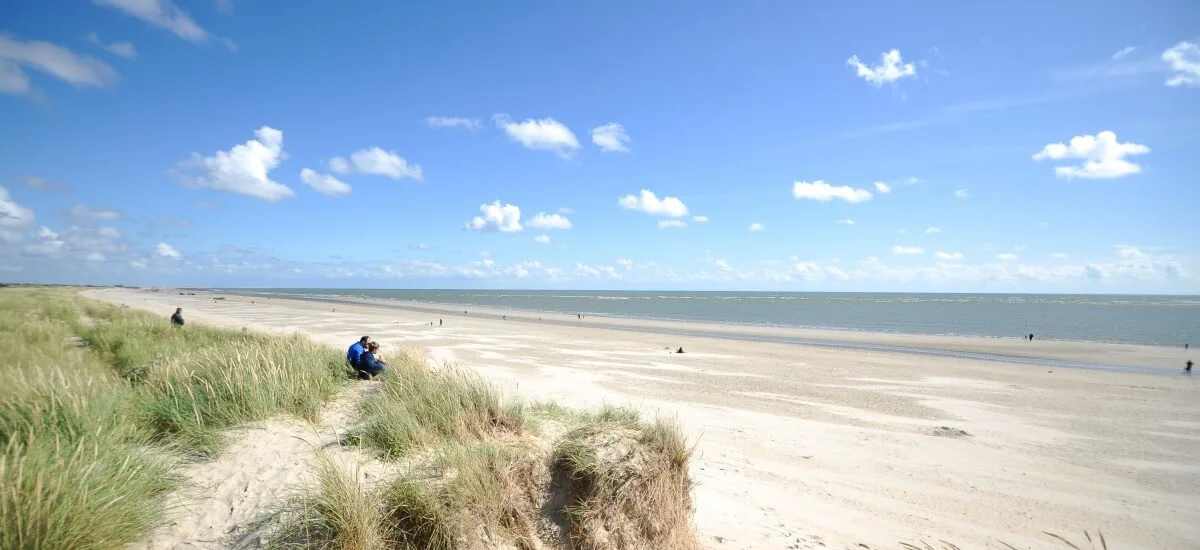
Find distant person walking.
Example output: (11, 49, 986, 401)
(439, 319, 443, 326)
(1028, 333, 1035, 342)
(1187, 360, 1193, 374)
(170, 307, 184, 327)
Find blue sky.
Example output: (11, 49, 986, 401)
(1, 1, 1198, 292)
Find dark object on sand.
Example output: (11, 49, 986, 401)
(170, 308, 184, 326)
(676, 347, 684, 354)
(1187, 360, 1193, 374)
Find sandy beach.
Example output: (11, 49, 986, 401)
(90, 288, 1200, 549)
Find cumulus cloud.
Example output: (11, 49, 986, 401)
(934, 251, 963, 261)
(527, 212, 572, 230)
(657, 220, 687, 229)
(892, 245, 924, 255)
(874, 181, 892, 194)
(1032, 131, 1149, 179)
(954, 188, 969, 198)
(84, 252, 106, 262)
(466, 201, 522, 232)
(846, 49, 917, 86)
(925, 226, 941, 234)
(0, 186, 36, 227)
(837, 219, 855, 225)
(618, 189, 688, 217)
(494, 115, 580, 157)
(692, 215, 709, 223)
(299, 168, 351, 196)
(1163, 41, 1199, 87)
(84, 32, 138, 59)
(0, 35, 118, 95)
(617, 258, 633, 269)
(424, 116, 482, 131)
(533, 234, 551, 244)
(591, 123, 630, 153)
(792, 180, 872, 203)
(171, 126, 294, 202)
(70, 204, 123, 219)
(155, 242, 181, 258)
(748, 222, 765, 232)
(1115, 245, 1146, 258)
(328, 147, 423, 181)
(24, 226, 64, 256)
(93, 0, 210, 43)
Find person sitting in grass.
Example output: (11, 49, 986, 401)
(346, 335, 369, 370)
(358, 342, 387, 378)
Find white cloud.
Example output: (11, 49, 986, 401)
(328, 157, 350, 174)
(0, 35, 118, 95)
(846, 49, 917, 86)
(155, 242, 181, 258)
(84, 252, 106, 262)
(954, 188, 969, 198)
(129, 259, 147, 269)
(96, 226, 122, 239)
(38, 226, 58, 240)
(792, 180, 872, 203)
(1032, 131, 1149, 179)
(748, 222, 765, 232)
(1115, 245, 1146, 258)
(874, 181, 892, 194)
(466, 201, 522, 232)
(618, 189, 688, 217)
(0, 229, 21, 244)
(892, 245, 925, 255)
(329, 147, 423, 181)
(617, 258, 633, 269)
(0, 186, 36, 227)
(1163, 41, 1200, 87)
(533, 234, 551, 244)
(85, 33, 138, 60)
(424, 116, 482, 131)
(925, 226, 942, 234)
(657, 220, 687, 229)
(557, 207, 573, 214)
(23, 225, 65, 256)
(22, 176, 69, 193)
(996, 253, 1019, 261)
(692, 215, 709, 223)
(934, 251, 964, 261)
(408, 243, 429, 250)
(171, 126, 294, 201)
(591, 123, 631, 153)
(70, 204, 123, 219)
(1112, 46, 1136, 60)
(494, 115, 580, 157)
(93, 0, 209, 43)
(527, 212, 572, 230)
(299, 168, 351, 196)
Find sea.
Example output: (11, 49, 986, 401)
(223, 290, 1199, 347)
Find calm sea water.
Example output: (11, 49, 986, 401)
(228, 290, 1199, 347)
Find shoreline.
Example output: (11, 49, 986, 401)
(219, 290, 1189, 374)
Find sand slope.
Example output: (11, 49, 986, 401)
(94, 289, 1200, 550)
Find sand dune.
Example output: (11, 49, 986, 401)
(91, 288, 1200, 549)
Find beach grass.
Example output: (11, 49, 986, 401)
(0, 287, 350, 548)
(355, 347, 525, 459)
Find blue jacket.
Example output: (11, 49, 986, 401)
(360, 352, 386, 372)
(347, 342, 364, 367)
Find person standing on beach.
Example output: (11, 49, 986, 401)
(1187, 360, 1193, 374)
(1029, 333, 1035, 341)
(170, 307, 184, 327)
(439, 319, 443, 326)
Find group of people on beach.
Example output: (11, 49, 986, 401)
(346, 335, 387, 379)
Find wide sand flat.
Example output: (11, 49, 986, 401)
(91, 289, 1200, 550)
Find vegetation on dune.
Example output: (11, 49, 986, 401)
(0, 287, 350, 548)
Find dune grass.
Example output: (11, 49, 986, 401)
(0, 287, 352, 548)
(355, 348, 525, 459)
(268, 453, 387, 550)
